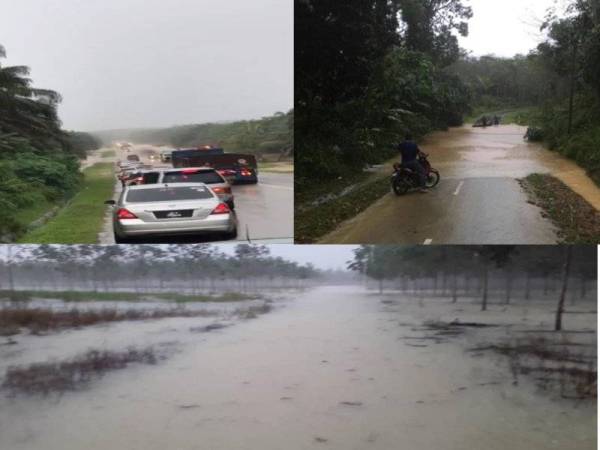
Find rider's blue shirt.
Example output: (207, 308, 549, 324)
(398, 141, 419, 163)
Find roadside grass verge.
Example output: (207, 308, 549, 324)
(295, 173, 391, 243)
(0, 289, 262, 303)
(13, 191, 57, 230)
(519, 173, 600, 243)
(17, 163, 115, 244)
(258, 162, 294, 173)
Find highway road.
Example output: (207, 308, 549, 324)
(98, 145, 293, 244)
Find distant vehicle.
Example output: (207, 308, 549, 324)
(160, 150, 173, 163)
(127, 154, 140, 162)
(105, 183, 237, 243)
(171, 148, 258, 184)
(122, 169, 161, 187)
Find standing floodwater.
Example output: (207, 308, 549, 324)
(0, 285, 595, 450)
(320, 125, 600, 244)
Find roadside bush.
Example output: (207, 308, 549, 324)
(0, 141, 82, 239)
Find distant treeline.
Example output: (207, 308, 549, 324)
(451, 0, 600, 183)
(0, 44, 102, 240)
(1, 244, 320, 293)
(94, 111, 293, 159)
(295, 0, 472, 185)
(350, 245, 597, 326)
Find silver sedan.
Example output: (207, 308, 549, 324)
(105, 183, 237, 243)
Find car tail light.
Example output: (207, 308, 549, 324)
(117, 208, 138, 219)
(218, 169, 236, 176)
(212, 187, 232, 195)
(210, 203, 230, 215)
(240, 169, 252, 176)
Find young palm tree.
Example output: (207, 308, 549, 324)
(0, 44, 66, 150)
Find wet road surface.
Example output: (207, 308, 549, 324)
(98, 146, 293, 244)
(0, 286, 594, 450)
(320, 125, 600, 244)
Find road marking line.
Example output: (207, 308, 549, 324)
(423, 239, 433, 245)
(453, 181, 464, 196)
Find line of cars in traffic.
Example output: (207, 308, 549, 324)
(107, 154, 238, 243)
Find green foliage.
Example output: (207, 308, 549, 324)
(454, 0, 600, 185)
(95, 112, 292, 159)
(295, 1, 471, 188)
(66, 132, 103, 157)
(18, 163, 113, 244)
(0, 45, 85, 239)
(400, 0, 473, 66)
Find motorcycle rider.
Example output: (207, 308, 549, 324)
(396, 134, 428, 193)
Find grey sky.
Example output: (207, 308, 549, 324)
(458, 0, 559, 57)
(0, 0, 292, 131)
(217, 245, 358, 271)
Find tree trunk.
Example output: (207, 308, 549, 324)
(451, 272, 458, 303)
(524, 272, 531, 300)
(505, 270, 513, 305)
(481, 264, 489, 311)
(567, 41, 578, 136)
(555, 247, 573, 331)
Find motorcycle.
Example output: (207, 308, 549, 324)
(391, 153, 440, 196)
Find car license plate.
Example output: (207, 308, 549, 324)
(154, 209, 193, 219)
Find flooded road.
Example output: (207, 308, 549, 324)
(0, 286, 595, 450)
(320, 125, 600, 244)
(98, 145, 294, 244)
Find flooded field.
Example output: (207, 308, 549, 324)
(0, 286, 595, 450)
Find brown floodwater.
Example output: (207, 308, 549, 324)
(0, 287, 595, 450)
(321, 125, 600, 244)
(424, 125, 600, 208)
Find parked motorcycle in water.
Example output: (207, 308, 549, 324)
(391, 153, 440, 195)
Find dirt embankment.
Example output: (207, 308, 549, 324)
(520, 173, 600, 243)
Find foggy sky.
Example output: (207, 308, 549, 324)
(217, 245, 358, 271)
(0, 0, 292, 131)
(458, 0, 559, 57)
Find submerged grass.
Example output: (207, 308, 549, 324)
(519, 173, 600, 243)
(0, 289, 262, 303)
(295, 173, 390, 243)
(0, 306, 219, 334)
(2, 347, 160, 395)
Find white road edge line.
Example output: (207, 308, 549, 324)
(453, 180, 464, 196)
(423, 239, 433, 245)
